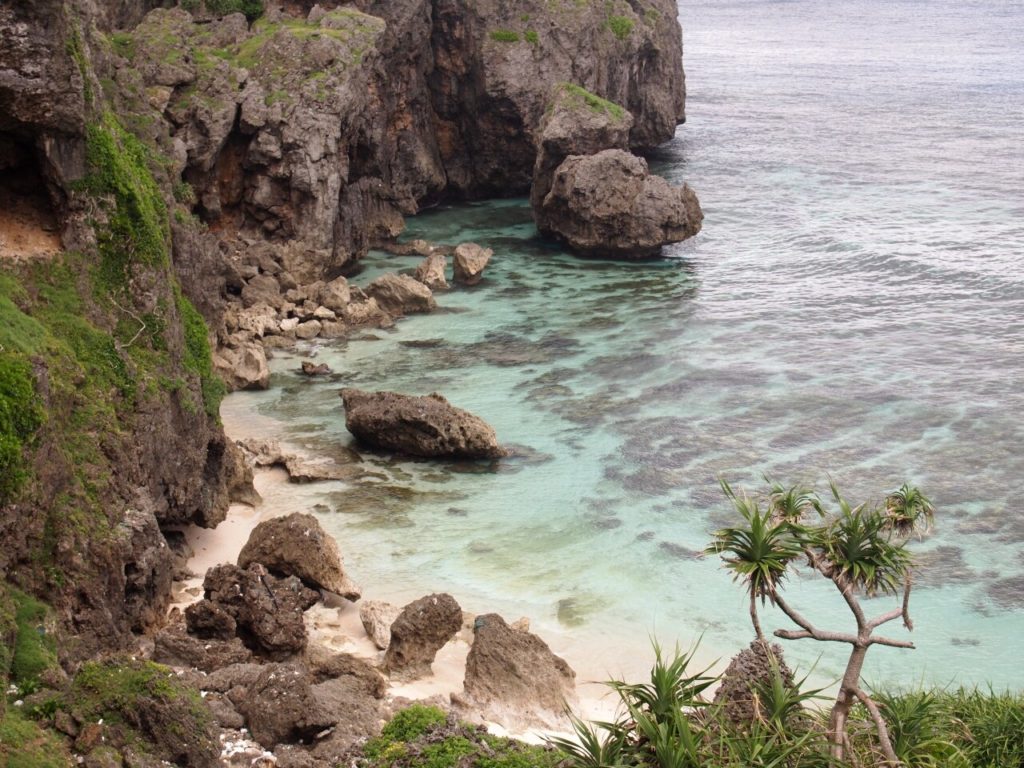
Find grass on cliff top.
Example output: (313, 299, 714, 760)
(229, 9, 384, 71)
(557, 82, 628, 121)
(358, 705, 563, 768)
(0, 708, 72, 768)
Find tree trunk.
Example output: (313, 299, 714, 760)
(750, 593, 765, 643)
(830, 643, 869, 761)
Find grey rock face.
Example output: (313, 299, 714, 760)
(233, 663, 337, 748)
(340, 388, 508, 459)
(413, 252, 449, 290)
(237, 512, 361, 600)
(537, 149, 703, 258)
(383, 593, 463, 679)
(460, 613, 577, 730)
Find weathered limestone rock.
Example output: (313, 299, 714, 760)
(300, 361, 332, 376)
(365, 273, 436, 316)
(214, 341, 271, 391)
(237, 513, 361, 600)
(452, 243, 492, 286)
(383, 593, 462, 679)
(460, 613, 577, 730)
(200, 563, 320, 658)
(359, 600, 401, 650)
(342, 296, 393, 327)
(153, 624, 254, 672)
(530, 83, 634, 211)
(185, 599, 237, 640)
(340, 388, 508, 459)
(413, 252, 449, 290)
(241, 274, 284, 309)
(317, 276, 352, 312)
(233, 663, 337, 748)
(537, 149, 703, 258)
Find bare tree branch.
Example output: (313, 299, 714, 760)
(868, 635, 915, 649)
(774, 595, 858, 644)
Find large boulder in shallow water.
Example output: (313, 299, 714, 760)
(530, 83, 634, 211)
(237, 512, 361, 600)
(537, 148, 703, 259)
(459, 613, 577, 730)
(452, 243, 492, 286)
(383, 593, 463, 679)
(365, 273, 436, 316)
(340, 388, 508, 459)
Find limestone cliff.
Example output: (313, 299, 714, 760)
(0, 0, 690, 672)
(1, 0, 249, 663)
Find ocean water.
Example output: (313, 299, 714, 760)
(223, 0, 1024, 690)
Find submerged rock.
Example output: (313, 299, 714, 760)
(383, 592, 463, 679)
(237, 512, 361, 600)
(340, 388, 508, 459)
(537, 148, 703, 258)
(459, 613, 576, 730)
(300, 360, 332, 376)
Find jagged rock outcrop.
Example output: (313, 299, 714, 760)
(538, 149, 703, 258)
(237, 512, 362, 600)
(452, 243, 492, 285)
(340, 388, 508, 459)
(459, 612, 577, 730)
(414, 252, 449, 290)
(383, 593, 463, 679)
(530, 83, 634, 211)
(195, 563, 320, 658)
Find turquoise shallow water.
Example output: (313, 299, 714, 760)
(224, 0, 1024, 689)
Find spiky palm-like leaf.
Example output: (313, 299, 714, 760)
(884, 483, 935, 538)
(764, 476, 823, 523)
(707, 482, 805, 605)
(814, 507, 912, 595)
(607, 640, 715, 723)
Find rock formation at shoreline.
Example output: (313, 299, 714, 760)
(531, 83, 703, 257)
(0, 0, 694, 761)
(340, 388, 509, 459)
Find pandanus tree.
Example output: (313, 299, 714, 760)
(707, 478, 934, 766)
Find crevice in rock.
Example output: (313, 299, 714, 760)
(0, 133, 62, 260)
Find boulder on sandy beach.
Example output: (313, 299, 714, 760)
(340, 388, 509, 459)
(237, 513, 362, 600)
(200, 563, 320, 658)
(383, 593, 463, 679)
(458, 612, 577, 730)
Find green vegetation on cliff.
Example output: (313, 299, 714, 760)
(558, 82, 628, 120)
(360, 705, 562, 768)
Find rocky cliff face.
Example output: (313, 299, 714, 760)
(1, 0, 250, 661)
(1, 0, 691, 665)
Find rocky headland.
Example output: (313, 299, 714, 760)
(0, 0, 700, 763)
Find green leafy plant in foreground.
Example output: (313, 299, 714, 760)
(708, 477, 934, 765)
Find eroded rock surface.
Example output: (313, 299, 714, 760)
(452, 243, 492, 286)
(537, 149, 703, 258)
(340, 388, 508, 459)
(384, 593, 463, 679)
(460, 613, 577, 729)
(198, 563, 320, 658)
(359, 599, 401, 650)
(237, 512, 361, 600)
